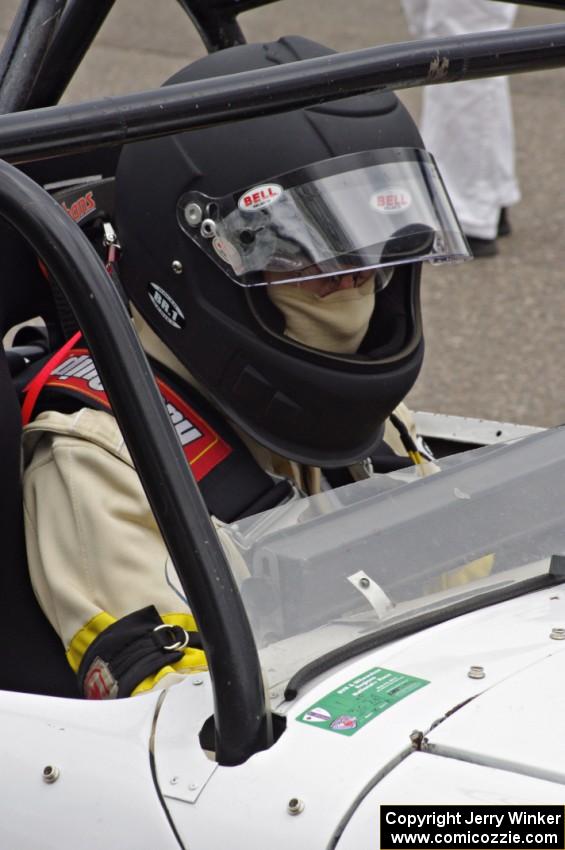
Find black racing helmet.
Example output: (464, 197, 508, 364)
(115, 36, 470, 467)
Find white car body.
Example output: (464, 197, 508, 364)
(4, 414, 564, 850)
(5, 580, 564, 849)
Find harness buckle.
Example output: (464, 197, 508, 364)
(153, 623, 190, 651)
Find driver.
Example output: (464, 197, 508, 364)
(22, 36, 470, 700)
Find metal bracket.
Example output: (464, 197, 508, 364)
(348, 570, 393, 618)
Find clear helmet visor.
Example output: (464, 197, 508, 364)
(178, 148, 471, 287)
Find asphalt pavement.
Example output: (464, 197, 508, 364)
(1, 1, 565, 427)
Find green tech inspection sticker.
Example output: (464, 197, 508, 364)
(297, 667, 429, 736)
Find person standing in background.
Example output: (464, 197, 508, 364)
(401, 0, 521, 257)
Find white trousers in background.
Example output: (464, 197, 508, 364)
(401, 0, 521, 239)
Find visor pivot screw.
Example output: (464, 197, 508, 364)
(192, 678, 203, 686)
(42, 765, 60, 784)
(184, 203, 202, 227)
(467, 665, 485, 679)
(171, 260, 183, 275)
(358, 577, 370, 589)
(550, 627, 565, 640)
(239, 229, 255, 245)
(287, 798, 305, 816)
(200, 219, 217, 239)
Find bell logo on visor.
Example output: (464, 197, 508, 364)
(371, 187, 412, 214)
(238, 183, 283, 212)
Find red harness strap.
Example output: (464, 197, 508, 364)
(22, 338, 232, 483)
(21, 330, 82, 428)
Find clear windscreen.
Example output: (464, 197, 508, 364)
(178, 148, 471, 286)
(167, 427, 565, 699)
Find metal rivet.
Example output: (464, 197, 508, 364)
(359, 577, 370, 589)
(468, 665, 485, 679)
(550, 628, 565, 640)
(200, 219, 216, 239)
(192, 678, 203, 686)
(170, 776, 179, 785)
(188, 783, 199, 791)
(287, 798, 305, 816)
(184, 203, 202, 226)
(42, 765, 60, 784)
(171, 260, 183, 275)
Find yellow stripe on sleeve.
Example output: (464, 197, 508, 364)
(66, 610, 208, 695)
(66, 611, 117, 673)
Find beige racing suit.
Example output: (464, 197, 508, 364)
(22, 304, 427, 698)
(22, 399, 422, 698)
(23, 407, 209, 696)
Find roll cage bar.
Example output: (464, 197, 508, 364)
(1, 0, 564, 112)
(0, 0, 564, 766)
(1, 21, 565, 165)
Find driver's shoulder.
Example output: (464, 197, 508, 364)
(23, 407, 131, 470)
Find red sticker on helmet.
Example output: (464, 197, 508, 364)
(371, 188, 412, 214)
(238, 184, 282, 212)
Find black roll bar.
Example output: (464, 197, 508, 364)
(0, 0, 65, 114)
(25, 0, 118, 111)
(178, 0, 565, 50)
(2, 0, 563, 114)
(0, 160, 271, 767)
(495, 0, 565, 8)
(0, 23, 564, 165)
(3, 0, 280, 112)
(176, 0, 280, 52)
